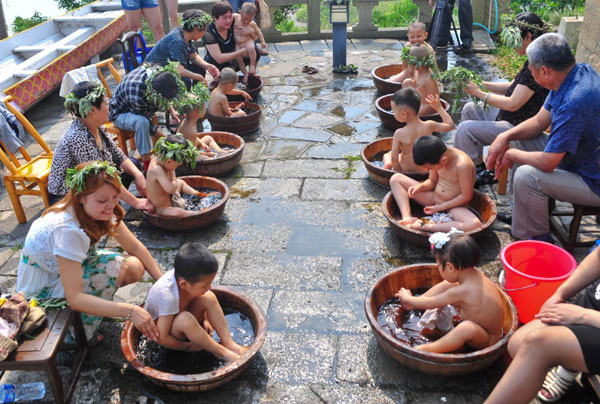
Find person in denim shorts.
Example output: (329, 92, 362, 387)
(121, 0, 165, 43)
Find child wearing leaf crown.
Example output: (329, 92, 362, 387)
(147, 135, 202, 217)
(401, 44, 440, 115)
(395, 231, 504, 353)
(389, 22, 436, 83)
(177, 83, 230, 159)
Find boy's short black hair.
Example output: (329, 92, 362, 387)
(152, 72, 179, 99)
(391, 88, 420, 115)
(165, 134, 187, 147)
(413, 135, 447, 165)
(174, 242, 218, 283)
(433, 233, 481, 270)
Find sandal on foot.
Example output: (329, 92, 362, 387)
(538, 366, 578, 402)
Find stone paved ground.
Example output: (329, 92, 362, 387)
(0, 39, 597, 403)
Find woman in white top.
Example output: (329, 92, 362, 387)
(17, 161, 162, 341)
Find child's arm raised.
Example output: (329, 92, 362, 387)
(156, 315, 196, 351)
(425, 94, 454, 133)
(151, 165, 178, 195)
(395, 285, 462, 311)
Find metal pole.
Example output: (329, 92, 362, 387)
(0, 0, 8, 40)
(332, 22, 347, 68)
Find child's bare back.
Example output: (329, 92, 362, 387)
(208, 68, 251, 118)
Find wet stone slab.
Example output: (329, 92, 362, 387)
(263, 159, 347, 179)
(292, 112, 344, 129)
(268, 290, 367, 332)
(269, 126, 333, 142)
(342, 256, 395, 294)
(286, 225, 385, 258)
(261, 331, 337, 384)
(304, 142, 364, 159)
(302, 179, 388, 202)
(223, 252, 342, 291)
(229, 178, 303, 199)
(229, 223, 292, 252)
(263, 139, 311, 159)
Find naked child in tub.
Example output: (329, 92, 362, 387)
(389, 135, 482, 232)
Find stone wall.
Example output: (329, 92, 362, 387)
(576, 0, 600, 71)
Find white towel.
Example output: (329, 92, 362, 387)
(59, 65, 100, 97)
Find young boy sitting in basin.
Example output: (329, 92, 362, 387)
(147, 135, 201, 217)
(395, 232, 504, 353)
(401, 44, 440, 115)
(389, 135, 481, 232)
(383, 88, 454, 173)
(389, 22, 435, 83)
(145, 242, 247, 361)
(178, 84, 232, 159)
(207, 68, 252, 118)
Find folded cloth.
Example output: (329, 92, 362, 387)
(18, 305, 46, 337)
(0, 293, 30, 339)
(0, 103, 24, 154)
(418, 305, 458, 333)
(423, 212, 452, 224)
(0, 334, 17, 361)
(0, 318, 16, 338)
(59, 65, 100, 97)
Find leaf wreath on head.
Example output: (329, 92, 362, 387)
(154, 135, 200, 168)
(144, 61, 188, 111)
(401, 47, 440, 77)
(500, 14, 550, 49)
(181, 11, 212, 32)
(64, 83, 106, 118)
(176, 81, 210, 114)
(66, 161, 121, 194)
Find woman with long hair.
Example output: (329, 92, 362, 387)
(17, 161, 162, 341)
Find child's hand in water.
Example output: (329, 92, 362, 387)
(395, 288, 414, 309)
(241, 91, 251, 101)
(425, 94, 442, 110)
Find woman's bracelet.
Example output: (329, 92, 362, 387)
(126, 304, 135, 321)
(483, 92, 491, 105)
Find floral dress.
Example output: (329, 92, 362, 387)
(16, 208, 127, 340)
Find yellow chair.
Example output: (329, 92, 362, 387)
(0, 96, 53, 224)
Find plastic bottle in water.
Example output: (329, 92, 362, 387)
(0, 383, 46, 402)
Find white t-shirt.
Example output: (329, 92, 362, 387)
(145, 269, 180, 320)
(16, 208, 90, 298)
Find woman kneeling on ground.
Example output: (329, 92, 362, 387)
(485, 246, 600, 403)
(17, 161, 162, 341)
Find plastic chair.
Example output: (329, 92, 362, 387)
(0, 96, 53, 224)
(117, 30, 152, 74)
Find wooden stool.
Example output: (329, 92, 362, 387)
(589, 374, 600, 400)
(104, 122, 137, 155)
(548, 198, 600, 253)
(0, 309, 88, 404)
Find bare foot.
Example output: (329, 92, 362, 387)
(242, 72, 249, 85)
(408, 220, 425, 230)
(398, 216, 418, 226)
(217, 347, 240, 362)
(223, 340, 248, 355)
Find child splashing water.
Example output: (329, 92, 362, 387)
(395, 231, 504, 353)
(390, 135, 481, 232)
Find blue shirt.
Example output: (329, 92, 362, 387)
(146, 27, 198, 68)
(544, 63, 600, 196)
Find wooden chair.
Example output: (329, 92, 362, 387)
(0, 309, 88, 404)
(0, 96, 53, 224)
(548, 198, 600, 253)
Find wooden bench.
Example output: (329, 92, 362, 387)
(0, 308, 87, 404)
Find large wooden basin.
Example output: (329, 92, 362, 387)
(361, 137, 429, 187)
(381, 189, 497, 247)
(176, 132, 245, 177)
(365, 264, 519, 376)
(142, 176, 229, 232)
(375, 94, 449, 131)
(121, 286, 267, 392)
(371, 64, 404, 95)
(207, 102, 261, 136)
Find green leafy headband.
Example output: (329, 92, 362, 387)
(144, 62, 188, 111)
(154, 136, 199, 168)
(66, 161, 122, 194)
(177, 81, 210, 114)
(181, 12, 212, 32)
(401, 46, 439, 75)
(64, 83, 106, 118)
(500, 15, 550, 49)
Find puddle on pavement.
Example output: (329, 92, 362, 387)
(329, 105, 365, 119)
(328, 122, 356, 136)
(295, 99, 335, 112)
(383, 255, 406, 268)
(301, 86, 337, 98)
(279, 110, 306, 124)
(231, 188, 258, 199)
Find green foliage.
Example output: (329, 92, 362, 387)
(509, 0, 585, 24)
(332, 155, 362, 179)
(277, 19, 303, 33)
(11, 12, 49, 33)
(439, 67, 487, 114)
(66, 161, 122, 193)
(491, 46, 527, 79)
(372, 0, 418, 28)
(64, 83, 106, 118)
(274, 5, 301, 26)
(154, 136, 199, 168)
(54, 0, 95, 11)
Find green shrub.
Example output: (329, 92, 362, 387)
(491, 45, 527, 79)
(509, 0, 585, 25)
(373, 0, 418, 28)
(12, 11, 49, 33)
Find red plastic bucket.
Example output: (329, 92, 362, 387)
(500, 240, 576, 323)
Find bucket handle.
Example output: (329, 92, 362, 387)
(499, 270, 538, 292)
